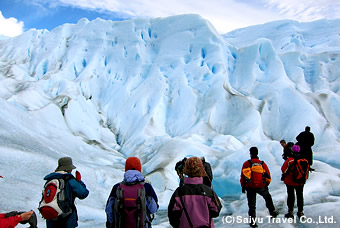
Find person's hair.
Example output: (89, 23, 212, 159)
(183, 157, 205, 177)
(305, 126, 310, 132)
(280, 139, 286, 144)
(249, 147, 258, 158)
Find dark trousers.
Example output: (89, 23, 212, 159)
(286, 185, 304, 213)
(246, 186, 276, 218)
(46, 211, 77, 228)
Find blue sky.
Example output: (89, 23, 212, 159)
(0, 0, 339, 37)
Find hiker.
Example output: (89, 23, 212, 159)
(105, 157, 159, 228)
(175, 157, 187, 187)
(240, 147, 278, 228)
(42, 157, 89, 228)
(296, 126, 315, 170)
(281, 145, 308, 218)
(0, 210, 36, 227)
(201, 157, 213, 187)
(280, 140, 294, 160)
(168, 157, 222, 227)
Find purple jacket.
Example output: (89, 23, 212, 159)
(168, 177, 221, 228)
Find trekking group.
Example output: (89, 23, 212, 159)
(241, 126, 314, 227)
(1, 126, 314, 228)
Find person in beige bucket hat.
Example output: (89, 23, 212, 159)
(41, 157, 89, 228)
(55, 157, 77, 172)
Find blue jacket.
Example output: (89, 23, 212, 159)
(44, 172, 89, 228)
(105, 170, 159, 227)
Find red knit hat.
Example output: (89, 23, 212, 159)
(125, 157, 142, 172)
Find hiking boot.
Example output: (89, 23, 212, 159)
(270, 210, 279, 218)
(297, 211, 304, 218)
(284, 211, 294, 218)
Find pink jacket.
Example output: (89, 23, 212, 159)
(168, 177, 221, 228)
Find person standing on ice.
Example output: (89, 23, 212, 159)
(296, 126, 315, 171)
(105, 157, 159, 228)
(281, 145, 308, 219)
(168, 157, 222, 227)
(280, 140, 294, 160)
(43, 157, 89, 228)
(175, 157, 187, 187)
(240, 147, 278, 228)
(201, 156, 213, 187)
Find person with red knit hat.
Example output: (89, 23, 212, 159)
(105, 157, 159, 228)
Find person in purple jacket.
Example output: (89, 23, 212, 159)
(168, 157, 222, 228)
(105, 157, 159, 228)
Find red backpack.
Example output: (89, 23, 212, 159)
(242, 160, 271, 189)
(291, 159, 309, 184)
(114, 182, 148, 228)
(38, 177, 72, 220)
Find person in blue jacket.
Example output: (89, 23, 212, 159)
(44, 157, 89, 228)
(105, 157, 159, 228)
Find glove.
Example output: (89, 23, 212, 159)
(242, 187, 246, 193)
(5, 211, 19, 218)
(281, 174, 285, 181)
(76, 170, 81, 181)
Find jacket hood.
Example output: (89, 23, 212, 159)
(184, 177, 203, 185)
(124, 170, 145, 183)
(44, 172, 73, 180)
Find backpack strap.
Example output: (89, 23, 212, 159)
(288, 158, 296, 172)
(179, 186, 193, 228)
(114, 184, 124, 228)
(137, 188, 141, 228)
(248, 159, 253, 166)
(59, 175, 75, 216)
(136, 185, 147, 228)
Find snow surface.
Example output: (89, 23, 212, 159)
(0, 14, 340, 227)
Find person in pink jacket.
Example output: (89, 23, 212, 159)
(168, 157, 221, 228)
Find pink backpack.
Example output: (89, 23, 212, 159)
(114, 182, 147, 228)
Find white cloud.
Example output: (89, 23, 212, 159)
(0, 11, 24, 37)
(262, 0, 340, 21)
(57, 0, 285, 33)
(34, 0, 340, 33)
